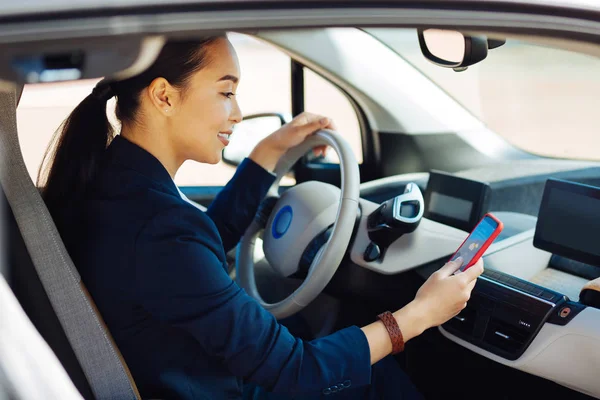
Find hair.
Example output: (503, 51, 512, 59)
(38, 36, 224, 218)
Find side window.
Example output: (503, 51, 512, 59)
(17, 80, 102, 183)
(304, 69, 363, 164)
(176, 33, 363, 185)
(17, 34, 363, 188)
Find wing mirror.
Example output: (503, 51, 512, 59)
(222, 113, 291, 166)
(418, 28, 505, 71)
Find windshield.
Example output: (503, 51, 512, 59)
(367, 28, 600, 161)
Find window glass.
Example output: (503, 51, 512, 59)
(304, 68, 363, 164)
(369, 28, 600, 160)
(17, 79, 102, 182)
(17, 32, 363, 188)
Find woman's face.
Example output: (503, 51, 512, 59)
(169, 37, 242, 165)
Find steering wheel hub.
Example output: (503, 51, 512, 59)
(264, 181, 341, 278)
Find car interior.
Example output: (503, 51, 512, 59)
(2, 3, 600, 400)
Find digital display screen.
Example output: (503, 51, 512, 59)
(423, 171, 491, 232)
(451, 216, 499, 271)
(536, 186, 600, 260)
(429, 192, 473, 222)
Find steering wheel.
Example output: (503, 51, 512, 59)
(236, 130, 360, 319)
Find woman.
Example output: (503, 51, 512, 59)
(39, 35, 483, 399)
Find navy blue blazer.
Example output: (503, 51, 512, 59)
(56, 136, 371, 399)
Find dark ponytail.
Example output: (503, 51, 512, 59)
(37, 85, 115, 218)
(39, 36, 224, 218)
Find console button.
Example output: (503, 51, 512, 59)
(559, 307, 572, 318)
(547, 301, 585, 326)
(363, 242, 381, 262)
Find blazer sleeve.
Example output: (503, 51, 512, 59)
(134, 204, 372, 394)
(206, 158, 276, 252)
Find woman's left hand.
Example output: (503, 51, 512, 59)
(249, 112, 336, 172)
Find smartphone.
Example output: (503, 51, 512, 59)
(449, 213, 504, 272)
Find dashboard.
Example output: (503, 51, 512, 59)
(354, 160, 600, 398)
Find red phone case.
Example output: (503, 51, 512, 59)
(449, 213, 504, 271)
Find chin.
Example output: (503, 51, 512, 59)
(206, 152, 222, 165)
(190, 146, 222, 165)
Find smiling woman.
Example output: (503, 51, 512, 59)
(27, 32, 482, 400)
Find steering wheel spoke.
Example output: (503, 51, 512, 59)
(254, 196, 279, 229)
(237, 130, 360, 319)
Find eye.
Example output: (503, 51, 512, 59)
(222, 92, 235, 99)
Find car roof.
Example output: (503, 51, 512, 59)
(0, 0, 599, 20)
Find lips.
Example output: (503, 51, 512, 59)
(218, 132, 231, 146)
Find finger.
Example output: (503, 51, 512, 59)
(296, 116, 329, 137)
(312, 145, 328, 157)
(465, 278, 477, 293)
(437, 257, 464, 278)
(461, 258, 484, 283)
(322, 119, 337, 131)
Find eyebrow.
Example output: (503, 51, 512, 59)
(217, 74, 239, 84)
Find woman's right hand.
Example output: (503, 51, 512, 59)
(411, 257, 484, 330)
(362, 257, 483, 365)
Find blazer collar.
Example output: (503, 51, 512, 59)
(107, 135, 179, 196)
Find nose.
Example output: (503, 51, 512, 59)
(230, 97, 242, 124)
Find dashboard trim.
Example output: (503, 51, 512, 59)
(439, 307, 600, 398)
(479, 275, 557, 307)
(351, 198, 467, 275)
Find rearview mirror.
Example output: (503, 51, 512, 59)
(418, 29, 504, 71)
(222, 113, 290, 166)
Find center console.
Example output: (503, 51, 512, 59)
(443, 268, 581, 360)
(443, 178, 600, 360)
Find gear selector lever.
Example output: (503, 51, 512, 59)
(364, 183, 424, 262)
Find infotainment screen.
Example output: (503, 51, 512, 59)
(534, 179, 600, 267)
(423, 170, 492, 232)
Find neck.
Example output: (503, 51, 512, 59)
(120, 123, 181, 180)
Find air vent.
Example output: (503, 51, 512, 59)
(484, 318, 530, 354)
(444, 306, 476, 336)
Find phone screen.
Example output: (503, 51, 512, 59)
(451, 215, 500, 271)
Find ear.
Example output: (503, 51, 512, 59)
(146, 77, 178, 114)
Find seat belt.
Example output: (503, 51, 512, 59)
(0, 87, 140, 400)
